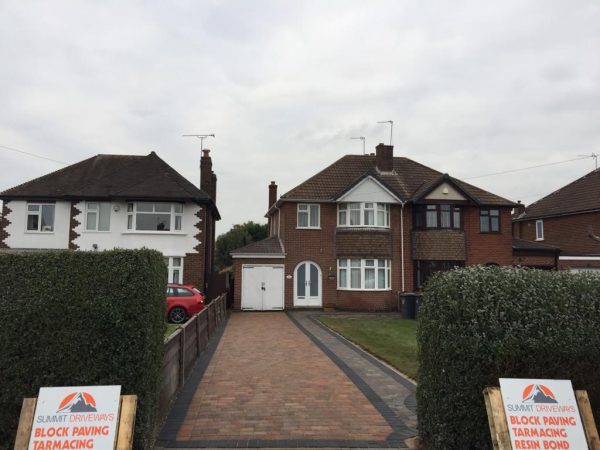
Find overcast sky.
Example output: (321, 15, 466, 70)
(1, 0, 599, 234)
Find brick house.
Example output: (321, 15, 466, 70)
(513, 168, 600, 272)
(0, 150, 220, 290)
(231, 143, 516, 311)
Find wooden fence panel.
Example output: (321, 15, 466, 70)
(158, 294, 227, 424)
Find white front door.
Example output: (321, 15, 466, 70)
(241, 265, 284, 310)
(294, 261, 322, 307)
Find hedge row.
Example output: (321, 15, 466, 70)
(417, 266, 600, 449)
(0, 249, 166, 450)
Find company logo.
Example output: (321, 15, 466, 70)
(56, 392, 98, 413)
(522, 384, 558, 404)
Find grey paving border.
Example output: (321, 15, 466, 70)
(308, 314, 417, 413)
(159, 312, 414, 449)
(287, 312, 414, 446)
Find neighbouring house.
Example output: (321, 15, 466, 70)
(513, 168, 600, 273)
(231, 143, 516, 311)
(0, 150, 220, 290)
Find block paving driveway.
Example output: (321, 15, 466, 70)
(158, 312, 417, 448)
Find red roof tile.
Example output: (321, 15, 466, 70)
(516, 169, 600, 220)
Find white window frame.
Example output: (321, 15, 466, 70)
(25, 203, 55, 233)
(297, 203, 320, 229)
(536, 219, 544, 241)
(85, 202, 111, 232)
(338, 202, 390, 228)
(127, 202, 183, 232)
(164, 256, 184, 284)
(337, 258, 391, 290)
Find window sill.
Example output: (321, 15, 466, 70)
(536, 238, 545, 241)
(25, 231, 55, 234)
(480, 231, 502, 234)
(336, 288, 392, 292)
(296, 227, 322, 230)
(337, 226, 390, 230)
(122, 231, 187, 236)
(83, 230, 111, 233)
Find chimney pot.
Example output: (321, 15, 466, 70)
(375, 143, 394, 172)
(202, 149, 210, 157)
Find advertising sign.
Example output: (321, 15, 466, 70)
(28, 385, 121, 450)
(499, 378, 587, 450)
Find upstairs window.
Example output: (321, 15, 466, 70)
(338, 202, 389, 227)
(127, 202, 183, 232)
(536, 220, 544, 241)
(297, 204, 320, 228)
(480, 208, 500, 233)
(85, 202, 111, 231)
(26, 204, 55, 232)
(414, 204, 461, 229)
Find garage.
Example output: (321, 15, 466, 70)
(241, 265, 285, 310)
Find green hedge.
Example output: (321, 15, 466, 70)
(417, 266, 600, 450)
(0, 249, 166, 450)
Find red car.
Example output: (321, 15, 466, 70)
(166, 284, 205, 323)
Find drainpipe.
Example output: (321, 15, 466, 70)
(400, 201, 406, 292)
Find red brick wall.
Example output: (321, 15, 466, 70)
(239, 202, 514, 311)
(184, 206, 206, 289)
(464, 207, 514, 265)
(558, 258, 600, 270)
(0, 201, 11, 249)
(69, 201, 81, 250)
(516, 212, 600, 256)
(513, 254, 557, 267)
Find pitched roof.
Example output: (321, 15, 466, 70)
(280, 154, 514, 206)
(230, 236, 285, 256)
(1, 152, 218, 215)
(515, 169, 600, 221)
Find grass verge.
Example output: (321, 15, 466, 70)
(318, 315, 418, 381)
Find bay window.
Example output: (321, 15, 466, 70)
(127, 202, 183, 232)
(338, 203, 389, 227)
(26, 204, 55, 232)
(338, 258, 391, 290)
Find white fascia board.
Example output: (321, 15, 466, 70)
(335, 176, 402, 203)
(559, 256, 600, 261)
(231, 253, 286, 259)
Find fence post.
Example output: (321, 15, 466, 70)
(178, 325, 185, 388)
(196, 312, 201, 358)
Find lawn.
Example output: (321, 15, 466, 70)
(318, 315, 418, 381)
(165, 323, 179, 338)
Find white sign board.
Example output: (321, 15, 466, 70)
(28, 385, 121, 450)
(499, 378, 587, 450)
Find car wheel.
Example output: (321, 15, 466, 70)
(169, 307, 187, 324)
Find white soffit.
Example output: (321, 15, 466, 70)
(425, 182, 466, 201)
(336, 177, 401, 203)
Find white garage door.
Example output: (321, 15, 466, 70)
(241, 265, 284, 310)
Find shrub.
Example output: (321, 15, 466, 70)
(417, 266, 600, 450)
(0, 249, 166, 450)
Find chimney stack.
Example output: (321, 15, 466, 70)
(200, 149, 213, 199)
(514, 201, 526, 217)
(375, 143, 394, 172)
(269, 181, 277, 209)
(211, 173, 217, 202)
